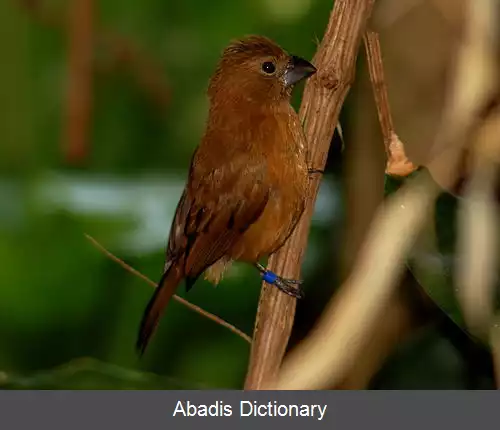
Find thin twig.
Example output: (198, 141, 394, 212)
(243, 0, 376, 390)
(84, 234, 252, 344)
(334, 26, 429, 389)
(333, 29, 419, 390)
(363, 30, 417, 177)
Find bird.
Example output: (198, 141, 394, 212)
(136, 35, 317, 354)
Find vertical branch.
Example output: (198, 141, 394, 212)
(364, 31, 394, 139)
(334, 29, 419, 389)
(364, 30, 417, 177)
(244, 0, 376, 390)
(64, 0, 94, 164)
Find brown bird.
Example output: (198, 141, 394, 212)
(137, 35, 317, 354)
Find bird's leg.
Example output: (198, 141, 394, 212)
(308, 168, 324, 175)
(254, 263, 305, 299)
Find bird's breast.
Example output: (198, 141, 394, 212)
(232, 143, 309, 262)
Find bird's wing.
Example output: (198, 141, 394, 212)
(165, 155, 270, 289)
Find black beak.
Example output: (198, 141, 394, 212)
(283, 55, 317, 88)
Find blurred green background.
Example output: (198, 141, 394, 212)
(0, 0, 496, 389)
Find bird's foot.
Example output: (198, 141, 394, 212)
(308, 168, 324, 175)
(255, 263, 304, 299)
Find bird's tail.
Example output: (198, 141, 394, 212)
(136, 260, 183, 355)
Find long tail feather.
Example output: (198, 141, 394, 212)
(136, 262, 183, 355)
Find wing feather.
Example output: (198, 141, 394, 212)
(163, 155, 270, 288)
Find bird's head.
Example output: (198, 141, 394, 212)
(208, 36, 317, 104)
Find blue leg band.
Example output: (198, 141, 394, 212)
(262, 270, 278, 284)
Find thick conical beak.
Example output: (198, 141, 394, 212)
(283, 55, 317, 87)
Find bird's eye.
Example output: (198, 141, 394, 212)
(261, 61, 276, 74)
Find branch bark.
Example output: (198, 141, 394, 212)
(364, 30, 417, 177)
(334, 29, 421, 389)
(244, 0, 376, 390)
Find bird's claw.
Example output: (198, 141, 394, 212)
(272, 276, 305, 299)
(256, 263, 304, 299)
